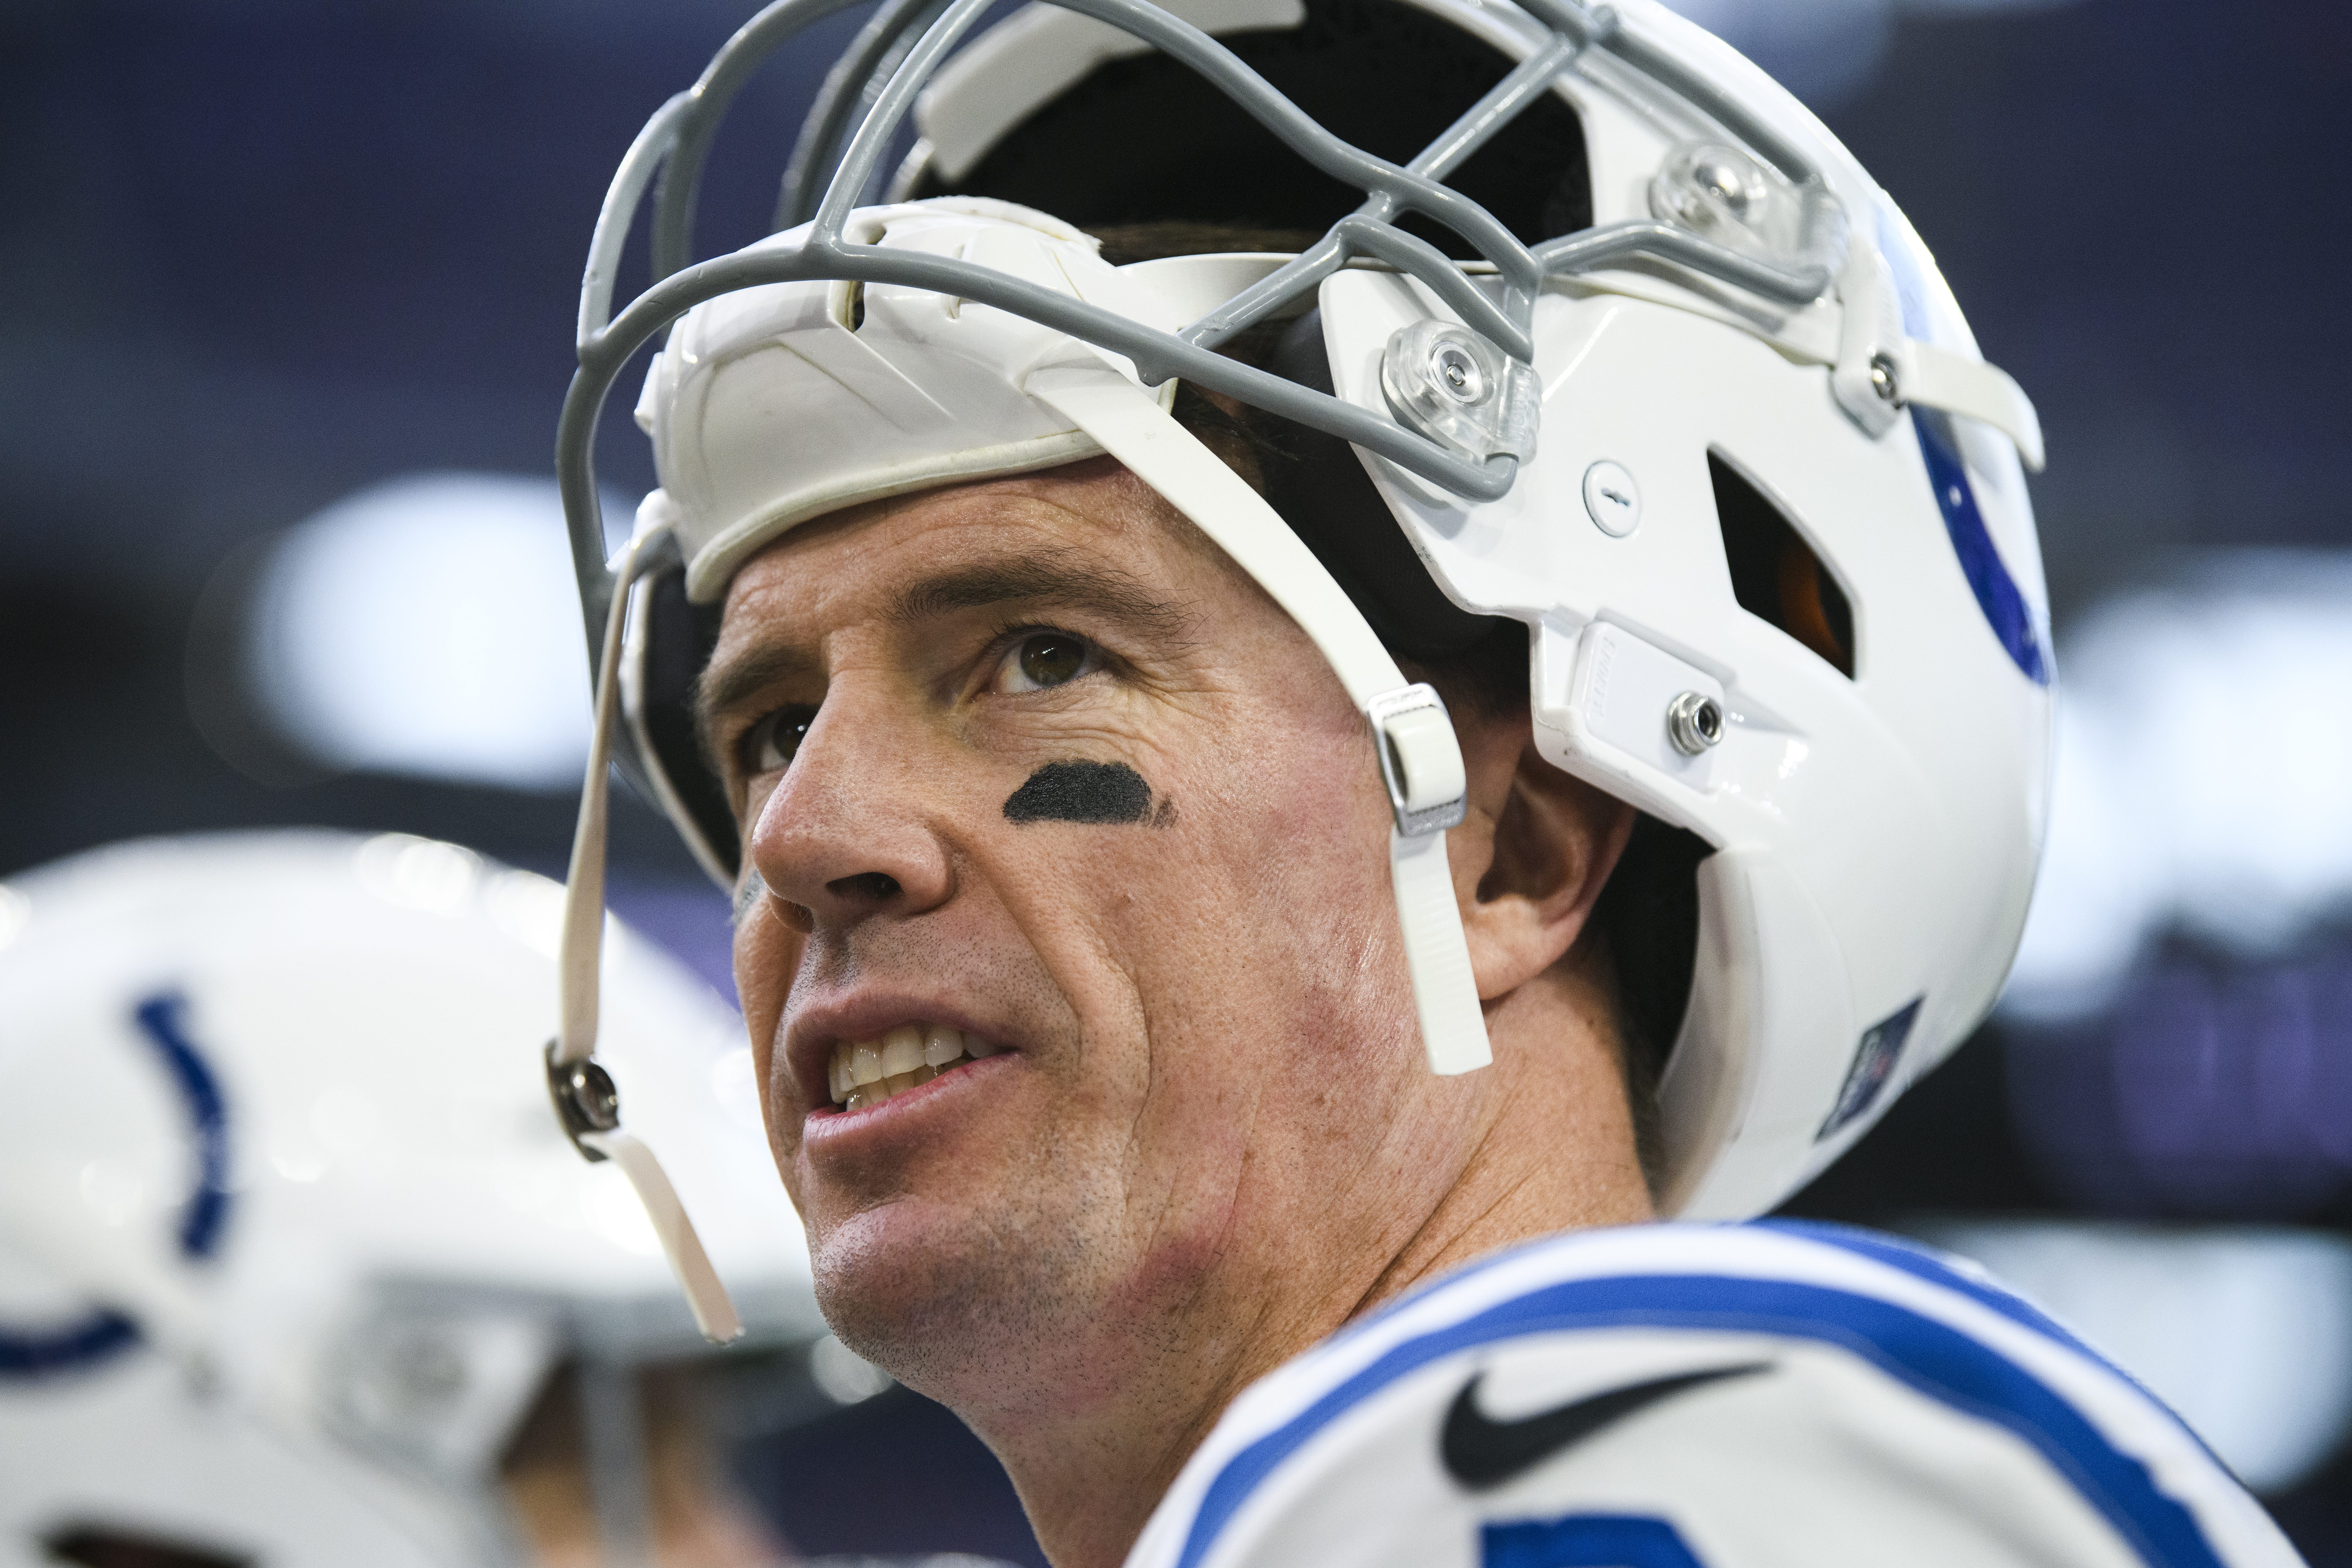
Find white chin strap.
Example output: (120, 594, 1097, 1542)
(555, 354, 1490, 1336)
(553, 521, 743, 1345)
(1026, 355, 1490, 1078)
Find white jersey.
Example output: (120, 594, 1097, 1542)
(1126, 1222, 2302, 1568)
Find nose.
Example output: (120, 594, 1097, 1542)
(745, 687, 955, 931)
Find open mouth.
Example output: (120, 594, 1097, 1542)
(825, 1022, 1001, 1112)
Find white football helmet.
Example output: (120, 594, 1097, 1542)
(546, 0, 2052, 1314)
(0, 832, 819, 1568)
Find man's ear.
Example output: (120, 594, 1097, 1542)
(1447, 712, 1637, 1001)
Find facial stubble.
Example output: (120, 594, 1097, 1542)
(809, 1073, 1141, 1413)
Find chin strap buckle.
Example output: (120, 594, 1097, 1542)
(545, 1041, 623, 1162)
(542, 1041, 743, 1343)
(1369, 684, 1469, 838)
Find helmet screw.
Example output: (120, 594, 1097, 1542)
(1582, 459, 1642, 537)
(1430, 341, 1484, 404)
(1666, 691, 1724, 756)
(1692, 155, 1752, 217)
(1867, 351, 1902, 405)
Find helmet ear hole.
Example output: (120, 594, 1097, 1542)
(1590, 814, 1713, 1189)
(1707, 452, 1855, 678)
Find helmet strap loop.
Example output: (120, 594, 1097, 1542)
(554, 520, 745, 1344)
(1026, 353, 1490, 1075)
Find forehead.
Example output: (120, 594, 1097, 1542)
(714, 458, 1227, 644)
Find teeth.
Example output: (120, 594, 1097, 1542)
(827, 1023, 990, 1109)
(881, 1024, 925, 1078)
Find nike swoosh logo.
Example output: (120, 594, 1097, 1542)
(1440, 1361, 1774, 1489)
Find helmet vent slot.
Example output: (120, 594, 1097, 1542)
(1707, 452, 1854, 678)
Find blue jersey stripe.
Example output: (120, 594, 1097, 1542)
(1758, 1220, 2235, 1479)
(1172, 1271, 2220, 1568)
(1302, 1221, 2070, 1368)
(1757, 1221, 2104, 1362)
(1326, 1222, 2116, 1380)
(1483, 1514, 1705, 1568)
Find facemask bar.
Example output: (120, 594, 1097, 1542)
(770, 0, 1846, 329)
(560, 0, 1857, 650)
(777, 0, 959, 232)
(546, 0, 1865, 1329)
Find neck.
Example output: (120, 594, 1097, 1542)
(977, 946, 1653, 1568)
(1357, 942, 1656, 1313)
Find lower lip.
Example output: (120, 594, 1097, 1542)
(802, 1053, 1013, 1141)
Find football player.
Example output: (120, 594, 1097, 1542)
(541, 0, 2305, 1563)
(0, 833, 808, 1568)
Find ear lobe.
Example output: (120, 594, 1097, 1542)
(1451, 734, 1636, 1001)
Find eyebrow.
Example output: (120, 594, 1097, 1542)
(695, 641, 818, 761)
(887, 554, 1193, 641)
(693, 553, 1196, 760)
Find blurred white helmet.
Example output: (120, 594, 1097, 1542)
(547, 0, 2052, 1263)
(0, 831, 820, 1568)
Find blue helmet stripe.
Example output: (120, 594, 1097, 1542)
(1915, 411, 2049, 685)
(133, 993, 234, 1262)
(0, 1309, 140, 1379)
(0, 992, 236, 1382)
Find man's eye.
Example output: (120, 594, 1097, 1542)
(741, 704, 818, 774)
(992, 632, 1099, 694)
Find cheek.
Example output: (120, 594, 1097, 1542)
(1184, 732, 1413, 1082)
(998, 718, 1399, 1066)
(1004, 733, 1414, 1263)
(733, 911, 802, 1121)
(1214, 763, 1405, 1035)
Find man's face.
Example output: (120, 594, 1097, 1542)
(707, 458, 1467, 1418)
